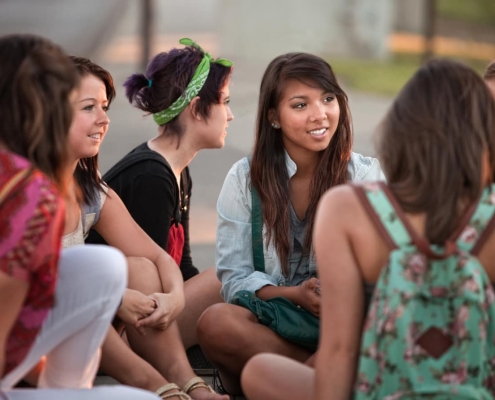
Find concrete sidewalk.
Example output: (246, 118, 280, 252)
(1, 1, 392, 396)
(0, 0, 393, 270)
(89, 0, 393, 271)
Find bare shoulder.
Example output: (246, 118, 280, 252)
(98, 187, 132, 225)
(318, 184, 362, 219)
(101, 187, 123, 208)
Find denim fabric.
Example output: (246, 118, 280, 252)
(216, 152, 385, 302)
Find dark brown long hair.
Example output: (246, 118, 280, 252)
(70, 56, 115, 205)
(378, 58, 495, 244)
(250, 53, 353, 275)
(484, 59, 495, 80)
(0, 34, 77, 190)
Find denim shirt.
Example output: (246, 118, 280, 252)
(216, 152, 385, 302)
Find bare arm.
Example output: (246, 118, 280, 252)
(94, 188, 185, 327)
(313, 186, 365, 400)
(0, 272, 29, 378)
(256, 278, 321, 316)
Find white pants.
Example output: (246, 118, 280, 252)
(0, 386, 159, 400)
(1, 245, 158, 399)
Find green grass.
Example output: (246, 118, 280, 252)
(438, 0, 495, 25)
(330, 55, 420, 96)
(330, 54, 490, 96)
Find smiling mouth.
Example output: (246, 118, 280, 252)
(89, 134, 101, 140)
(308, 128, 327, 136)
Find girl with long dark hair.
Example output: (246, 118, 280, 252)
(242, 59, 495, 400)
(197, 52, 383, 395)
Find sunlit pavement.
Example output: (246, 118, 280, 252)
(0, 1, 391, 396)
(89, 1, 392, 272)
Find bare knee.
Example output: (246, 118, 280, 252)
(197, 303, 253, 354)
(197, 303, 228, 347)
(127, 256, 162, 294)
(241, 353, 272, 397)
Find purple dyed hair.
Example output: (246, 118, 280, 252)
(124, 46, 232, 136)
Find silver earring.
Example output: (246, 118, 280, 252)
(272, 123, 280, 129)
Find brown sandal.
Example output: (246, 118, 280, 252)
(156, 383, 192, 399)
(183, 377, 216, 395)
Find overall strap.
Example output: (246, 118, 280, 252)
(354, 182, 468, 259)
(454, 184, 495, 255)
(353, 182, 412, 250)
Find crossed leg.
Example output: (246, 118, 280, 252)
(101, 257, 227, 400)
(241, 353, 314, 400)
(197, 303, 312, 395)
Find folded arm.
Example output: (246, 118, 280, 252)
(94, 188, 185, 327)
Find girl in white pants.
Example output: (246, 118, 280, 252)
(0, 34, 157, 400)
(1, 245, 159, 400)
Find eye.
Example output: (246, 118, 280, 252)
(103, 105, 110, 112)
(224, 99, 230, 105)
(83, 105, 94, 111)
(293, 102, 306, 109)
(324, 96, 335, 103)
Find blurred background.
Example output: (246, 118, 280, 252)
(1, 0, 494, 270)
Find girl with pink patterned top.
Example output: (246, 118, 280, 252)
(0, 34, 158, 400)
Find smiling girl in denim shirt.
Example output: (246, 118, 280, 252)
(197, 52, 384, 396)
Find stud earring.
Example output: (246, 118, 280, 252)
(272, 123, 280, 129)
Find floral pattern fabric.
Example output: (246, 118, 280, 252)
(0, 150, 64, 376)
(355, 183, 495, 399)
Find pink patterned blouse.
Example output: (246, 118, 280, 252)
(0, 150, 64, 376)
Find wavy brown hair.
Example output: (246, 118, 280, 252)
(250, 52, 353, 275)
(0, 34, 77, 190)
(70, 56, 115, 205)
(377, 58, 495, 244)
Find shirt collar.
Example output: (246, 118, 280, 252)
(284, 150, 297, 179)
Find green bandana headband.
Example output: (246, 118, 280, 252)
(152, 38, 233, 126)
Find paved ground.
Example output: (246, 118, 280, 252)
(0, 0, 393, 394)
(0, 0, 393, 270)
(88, 0, 393, 271)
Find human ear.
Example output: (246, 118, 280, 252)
(189, 96, 202, 121)
(268, 108, 279, 127)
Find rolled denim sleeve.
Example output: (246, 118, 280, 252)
(216, 159, 278, 303)
(362, 158, 386, 182)
(349, 152, 386, 182)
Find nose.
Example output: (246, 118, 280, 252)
(309, 103, 327, 122)
(227, 106, 234, 122)
(97, 108, 110, 126)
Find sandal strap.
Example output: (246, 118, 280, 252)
(183, 376, 215, 394)
(160, 392, 191, 400)
(156, 383, 191, 400)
